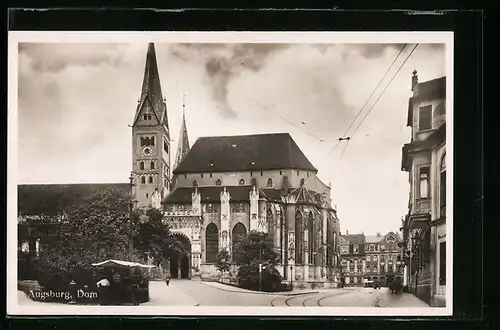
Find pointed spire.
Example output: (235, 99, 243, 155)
(174, 94, 191, 169)
(135, 43, 168, 128)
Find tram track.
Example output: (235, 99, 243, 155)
(270, 289, 358, 307)
(316, 290, 353, 306)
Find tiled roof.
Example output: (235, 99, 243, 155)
(407, 76, 446, 126)
(341, 234, 366, 245)
(365, 235, 381, 243)
(18, 183, 130, 215)
(173, 133, 317, 174)
(163, 185, 255, 204)
(290, 185, 322, 204)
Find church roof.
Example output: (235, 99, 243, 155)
(134, 43, 168, 128)
(18, 183, 130, 215)
(173, 133, 317, 174)
(163, 185, 255, 204)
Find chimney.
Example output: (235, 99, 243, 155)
(411, 69, 418, 92)
(346, 230, 349, 235)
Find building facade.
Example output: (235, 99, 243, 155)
(163, 133, 342, 286)
(364, 232, 404, 287)
(400, 71, 447, 307)
(339, 233, 365, 286)
(339, 232, 403, 286)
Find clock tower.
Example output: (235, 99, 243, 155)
(131, 43, 170, 210)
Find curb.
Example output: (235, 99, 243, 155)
(201, 282, 320, 296)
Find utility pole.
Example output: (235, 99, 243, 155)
(258, 245, 262, 291)
(129, 172, 135, 262)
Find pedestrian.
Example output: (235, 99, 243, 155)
(165, 274, 170, 287)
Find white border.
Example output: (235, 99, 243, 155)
(7, 31, 454, 317)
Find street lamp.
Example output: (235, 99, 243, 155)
(258, 263, 266, 292)
(289, 247, 295, 287)
(128, 173, 135, 262)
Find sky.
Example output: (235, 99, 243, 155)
(17, 41, 446, 236)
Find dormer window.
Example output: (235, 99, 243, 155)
(143, 114, 152, 120)
(216, 179, 222, 186)
(300, 178, 305, 186)
(239, 179, 245, 186)
(418, 105, 432, 131)
(193, 180, 199, 188)
(266, 178, 273, 188)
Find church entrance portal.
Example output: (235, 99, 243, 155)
(169, 234, 191, 279)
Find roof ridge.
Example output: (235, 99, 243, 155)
(196, 132, 292, 140)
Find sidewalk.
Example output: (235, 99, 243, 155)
(141, 281, 198, 306)
(202, 281, 346, 296)
(377, 290, 430, 308)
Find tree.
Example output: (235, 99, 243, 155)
(34, 189, 182, 290)
(233, 230, 281, 291)
(214, 249, 231, 279)
(134, 207, 186, 265)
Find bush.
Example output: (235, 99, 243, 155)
(237, 265, 283, 292)
(18, 252, 37, 280)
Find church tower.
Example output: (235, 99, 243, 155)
(174, 96, 190, 170)
(131, 43, 171, 209)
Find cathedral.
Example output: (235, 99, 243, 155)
(18, 43, 342, 287)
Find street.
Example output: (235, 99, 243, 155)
(143, 280, 430, 308)
(18, 280, 430, 308)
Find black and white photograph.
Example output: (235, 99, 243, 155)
(8, 31, 453, 316)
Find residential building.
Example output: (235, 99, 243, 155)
(400, 70, 447, 307)
(339, 232, 365, 286)
(364, 232, 404, 287)
(339, 231, 404, 287)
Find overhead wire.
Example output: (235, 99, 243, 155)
(350, 43, 420, 138)
(336, 43, 419, 161)
(325, 43, 408, 159)
(251, 99, 325, 142)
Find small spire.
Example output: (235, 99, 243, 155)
(174, 94, 191, 170)
(411, 69, 418, 92)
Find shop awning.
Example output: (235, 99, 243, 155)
(91, 259, 156, 269)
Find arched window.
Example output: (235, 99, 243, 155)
(266, 178, 273, 188)
(295, 211, 303, 263)
(216, 179, 222, 186)
(232, 223, 247, 262)
(370, 245, 375, 252)
(300, 178, 305, 186)
(440, 151, 446, 217)
(205, 223, 219, 263)
(149, 176, 153, 184)
(141, 177, 146, 184)
(139, 162, 144, 170)
(150, 161, 155, 170)
(307, 212, 314, 264)
(239, 179, 245, 186)
(193, 180, 199, 188)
